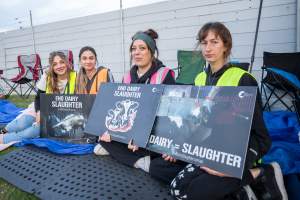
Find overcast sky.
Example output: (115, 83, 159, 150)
(0, 0, 168, 32)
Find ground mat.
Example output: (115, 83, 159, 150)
(0, 146, 172, 200)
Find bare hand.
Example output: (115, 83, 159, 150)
(36, 111, 40, 124)
(128, 139, 139, 152)
(200, 166, 229, 177)
(162, 154, 176, 163)
(99, 131, 111, 142)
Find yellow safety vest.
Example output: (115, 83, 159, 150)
(194, 67, 252, 86)
(46, 71, 76, 94)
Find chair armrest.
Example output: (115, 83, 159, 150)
(2, 66, 19, 71)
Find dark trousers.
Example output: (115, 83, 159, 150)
(150, 157, 187, 184)
(100, 141, 187, 184)
(170, 148, 258, 200)
(100, 141, 155, 166)
(171, 164, 254, 200)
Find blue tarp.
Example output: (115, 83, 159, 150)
(15, 138, 95, 155)
(263, 111, 300, 143)
(0, 100, 24, 124)
(263, 111, 300, 175)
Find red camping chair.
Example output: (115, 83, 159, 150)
(0, 54, 42, 98)
(45, 50, 74, 71)
(59, 50, 74, 69)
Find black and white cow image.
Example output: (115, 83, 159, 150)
(105, 99, 139, 132)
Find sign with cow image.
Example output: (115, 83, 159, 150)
(85, 83, 163, 148)
(147, 85, 257, 179)
(40, 94, 96, 144)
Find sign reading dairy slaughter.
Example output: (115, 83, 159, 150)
(40, 94, 95, 143)
(147, 85, 257, 178)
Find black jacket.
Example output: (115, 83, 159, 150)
(202, 64, 271, 160)
(128, 59, 175, 85)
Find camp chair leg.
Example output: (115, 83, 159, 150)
(262, 84, 275, 111)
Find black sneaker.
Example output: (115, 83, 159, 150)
(251, 162, 288, 200)
(233, 185, 258, 200)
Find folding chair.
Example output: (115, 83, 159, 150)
(0, 71, 5, 98)
(230, 62, 250, 71)
(59, 50, 74, 69)
(42, 50, 74, 74)
(260, 51, 300, 113)
(176, 50, 206, 85)
(0, 54, 42, 98)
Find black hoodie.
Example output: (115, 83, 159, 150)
(128, 59, 175, 84)
(202, 64, 271, 161)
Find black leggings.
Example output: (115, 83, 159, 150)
(170, 149, 258, 200)
(100, 141, 187, 184)
(170, 164, 254, 200)
(100, 141, 154, 166)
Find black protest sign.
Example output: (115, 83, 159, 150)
(85, 83, 163, 148)
(40, 94, 95, 143)
(147, 85, 257, 178)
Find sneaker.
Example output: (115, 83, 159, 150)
(233, 185, 257, 200)
(0, 128, 7, 134)
(0, 141, 19, 151)
(251, 162, 288, 200)
(134, 156, 150, 173)
(93, 144, 109, 156)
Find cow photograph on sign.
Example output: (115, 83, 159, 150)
(40, 94, 95, 143)
(148, 84, 257, 178)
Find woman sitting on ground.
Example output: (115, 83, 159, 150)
(0, 51, 76, 145)
(94, 29, 182, 179)
(75, 46, 114, 94)
(170, 21, 287, 200)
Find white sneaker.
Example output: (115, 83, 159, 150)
(0, 141, 19, 151)
(93, 144, 109, 156)
(134, 156, 150, 173)
(243, 185, 258, 200)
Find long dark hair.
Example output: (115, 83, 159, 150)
(76, 46, 98, 94)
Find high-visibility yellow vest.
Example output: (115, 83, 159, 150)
(194, 67, 252, 86)
(46, 71, 76, 94)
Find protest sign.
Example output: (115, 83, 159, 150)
(40, 94, 95, 143)
(85, 83, 163, 148)
(147, 85, 257, 178)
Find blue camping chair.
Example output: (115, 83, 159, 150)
(260, 52, 300, 118)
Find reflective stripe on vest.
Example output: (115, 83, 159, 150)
(123, 67, 174, 84)
(46, 71, 76, 94)
(89, 68, 108, 94)
(194, 67, 250, 86)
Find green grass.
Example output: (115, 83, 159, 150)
(0, 96, 39, 200)
(6, 95, 35, 108)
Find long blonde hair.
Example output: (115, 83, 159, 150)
(47, 51, 72, 93)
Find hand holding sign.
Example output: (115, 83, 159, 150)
(99, 131, 112, 142)
(162, 154, 176, 163)
(128, 139, 139, 152)
(36, 111, 41, 124)
(200, 166, 229, 177)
